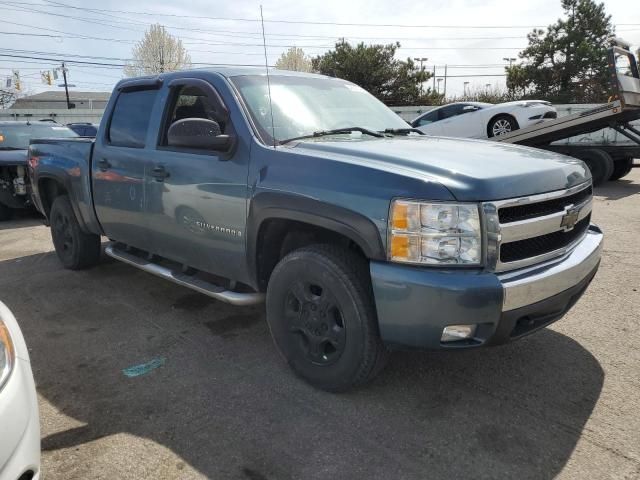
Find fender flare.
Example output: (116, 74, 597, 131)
(246, 191, 386, 285)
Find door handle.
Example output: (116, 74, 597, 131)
(151, 165, 170, 181)
(97, 158, 111, 171)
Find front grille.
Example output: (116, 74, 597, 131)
(543, 111, 558, 119)
(500, 214, 590, 263)
(499, 186, 592, 223)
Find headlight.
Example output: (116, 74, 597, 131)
(389, 200, 482, 265)
(0, 319, 15, 391)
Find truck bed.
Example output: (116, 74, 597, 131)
(29, 137, 101, 233)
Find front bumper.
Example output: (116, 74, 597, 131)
(0, 301, 40, 480)
(0, 358, 40, 480)
(370, 225, 603, 350)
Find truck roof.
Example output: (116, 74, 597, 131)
(115, 67, 331, 89)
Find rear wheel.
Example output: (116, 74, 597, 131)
(266, 245, 388, 392)
(575, 149, 614, 186)
(0, 202, 11, 221)
(609, 157, 634, 181)
(488, 114, 519, 137)
(50, 195, 101, 270)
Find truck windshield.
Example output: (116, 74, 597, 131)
(230, 74, 410, 145)
(0, 123, 78, 150)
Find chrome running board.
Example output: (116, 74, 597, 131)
(105, 244, 265, 306)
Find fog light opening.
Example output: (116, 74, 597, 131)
(441, 324, 477, 343)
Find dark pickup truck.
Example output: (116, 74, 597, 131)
(29, 69, 603, 391)
(0, 121, 78, 220)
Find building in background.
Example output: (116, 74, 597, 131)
(1, 91, 109, 124)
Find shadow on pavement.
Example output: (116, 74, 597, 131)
(0, 252, 604, 480)
(594, 177, 640, 200)
(0, 210, 44, 231)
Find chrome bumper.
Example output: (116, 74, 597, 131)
(499, 225, 603, 311)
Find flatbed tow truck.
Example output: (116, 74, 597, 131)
(492, 39, 640, 185)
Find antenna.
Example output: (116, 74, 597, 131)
(260, 5, 277, 149)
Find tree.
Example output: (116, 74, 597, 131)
(0, 90, 17, 109)
(275, 47, 312, 72)
(506, 0, 614, 103)
(312, 41, 437, 106)
(124, 24, 191, 77)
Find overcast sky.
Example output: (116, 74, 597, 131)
(1, 0, 638, 100)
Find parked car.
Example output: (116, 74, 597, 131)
(29, 69, 602, 392)
(66, 123, 99, 137)
(0, 121, 78, 220)
(412, 101, 557, 138)
(0, 301, 40, 480)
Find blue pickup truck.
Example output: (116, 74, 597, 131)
(28, 69, 603, 391)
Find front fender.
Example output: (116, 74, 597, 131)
(246, 191, 386, 287)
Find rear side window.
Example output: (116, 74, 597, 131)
(108, 89, 157, 148)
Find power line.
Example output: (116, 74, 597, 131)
(13, 0, 640, 30)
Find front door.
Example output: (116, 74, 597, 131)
(92, 86, 159, 249)
(145, 79, 249, 282)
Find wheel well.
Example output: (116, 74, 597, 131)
(255, 218, 368, 291)
(487, 113, 518, 137)
(38, 178, 67, 219)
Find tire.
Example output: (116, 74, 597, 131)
(266, 244, 388, 392)
(50, 195, 101, 270)
(488, 114, 519, 137)
(609, 157, 634, 181)
(576, 149, 615, 186)
(0, 202, 11, 221)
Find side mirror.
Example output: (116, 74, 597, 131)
(167, 118, 236, 153)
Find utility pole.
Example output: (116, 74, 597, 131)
(432, 65, 436, 92)
(443, 64, 448, 99)
(463, 81, 470, 97)
(61, 63, 71, 109)
(59, 63, 75, 110)
(436, 78, 443, 94)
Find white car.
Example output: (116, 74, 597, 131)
(0, 301, 40, 480)
(411, 101, 557, 138)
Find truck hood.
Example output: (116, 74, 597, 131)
(0, 149, 27, 167)
(292, 136, 589, 201)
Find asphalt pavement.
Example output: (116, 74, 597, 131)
(0, 170, 639, 479)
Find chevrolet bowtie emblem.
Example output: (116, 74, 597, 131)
(560, 205, 581, 231)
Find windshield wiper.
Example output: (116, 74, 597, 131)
(279, 127, 384, 145)
(0, 146, 25, 151)
(381, 128, 425, 135)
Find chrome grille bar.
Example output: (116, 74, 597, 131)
(483, 181, 593, 272)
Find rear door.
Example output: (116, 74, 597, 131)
(144, 77, 250, 281)
(92, 83, 160, 249)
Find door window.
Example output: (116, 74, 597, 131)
(160, 85, 229, 149)
(414, 110, 439, 126)
(439, 104, 467, 120)
(108, 89, 158, 148)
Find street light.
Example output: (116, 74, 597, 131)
(414, 57, 428, 96)
(503, 57, 516, 68)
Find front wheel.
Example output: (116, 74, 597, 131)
(488, 115, 519, 137)
(266, 245, 388, 392)
(576, 149, 614, 186)
(50, 195, 101, 270)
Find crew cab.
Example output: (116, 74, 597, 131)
(28, 69, 603, 391)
